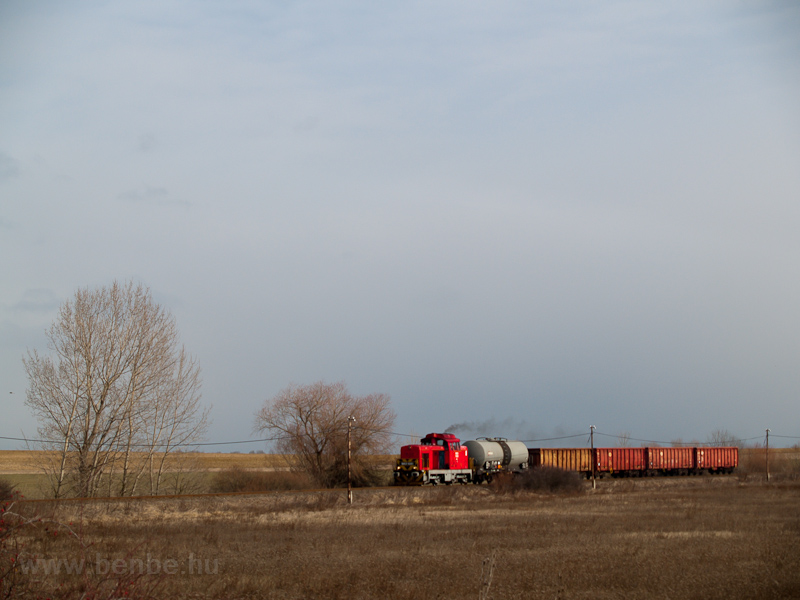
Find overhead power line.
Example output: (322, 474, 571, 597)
(0, 434, 291, 448)
(1, 428, 796, 450)
(593, 431, 764, 446)
(520, 433, 586, 443)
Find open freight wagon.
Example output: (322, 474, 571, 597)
(528, 446, 738, 478)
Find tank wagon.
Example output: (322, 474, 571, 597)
(464, 438, 528, 483)
(528, 446, 738, 478)
(394, 433, 528, 485)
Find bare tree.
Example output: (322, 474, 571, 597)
(254, 381, 396, 487)
(23, 281, 209, 498)
(707, 428, 740, 448)
(616, 432, 631, 447)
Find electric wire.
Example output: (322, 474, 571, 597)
(1, 429, 796, 449)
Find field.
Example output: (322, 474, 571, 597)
(3, 476, 800, 599)
(0, 450, 291, 475)
(1, 447, 796, 500)
(0, 451, 398, 499)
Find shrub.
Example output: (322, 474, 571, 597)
(513, 466, 584, 494)
(210, 468, 314, 493)
(0, 479, 16, 504)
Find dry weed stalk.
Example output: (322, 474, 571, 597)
(479, 549, 497, 600)
(1, 495, 162, 599)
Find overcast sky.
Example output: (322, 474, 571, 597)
(2, 1, 799, 451)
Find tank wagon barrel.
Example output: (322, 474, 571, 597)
(464, 438, 528, 483)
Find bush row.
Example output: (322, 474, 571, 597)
(210, 468, 314, 493)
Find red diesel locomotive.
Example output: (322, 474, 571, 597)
(394, 433, 472, 485)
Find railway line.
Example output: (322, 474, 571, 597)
(10, 473, 746, 505)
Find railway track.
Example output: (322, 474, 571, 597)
(11, 473, 744, 505)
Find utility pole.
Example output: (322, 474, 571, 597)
(590, 425, 596, 490)
(766, 428, 770, 482)
(347, 416, 356, 504)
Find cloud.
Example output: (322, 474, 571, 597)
(292, 116, 319, 133)
(137, 133, 157, 152)
(1, 2, 799, 450)
(117, 186, 191, 208)
(0, 152, 19, 182)
(11, 289, 60, 314)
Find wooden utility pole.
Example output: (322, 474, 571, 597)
(590, 425, 596, 490)
(347, 416, 356, 504)
(766, 428, 770, 482)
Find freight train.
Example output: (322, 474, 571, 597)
(393, 433, 738, 485)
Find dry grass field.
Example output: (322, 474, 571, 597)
(0, 452, 396, 498)
(0, 451, 398, 474)
(3, 476, 800, 599)
(0, 451, 291, 475)
(0, 451, 299, 499)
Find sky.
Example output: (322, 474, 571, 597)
(2, 1, 799, 451)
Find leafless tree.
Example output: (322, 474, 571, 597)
(23, 281, 208, 498)
(616, 432, 631, 447)
(707, 428, 740, 448)
(254, 381, 396, 487)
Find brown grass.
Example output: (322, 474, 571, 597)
(0, 452, 398, 499)
(739, 447, 800, 479)
(0, 451, 58, 474)
(0, 451, 293, 474)
(4, 477, 800, 599)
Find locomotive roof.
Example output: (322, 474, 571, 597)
(422, 432, 460, 441)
